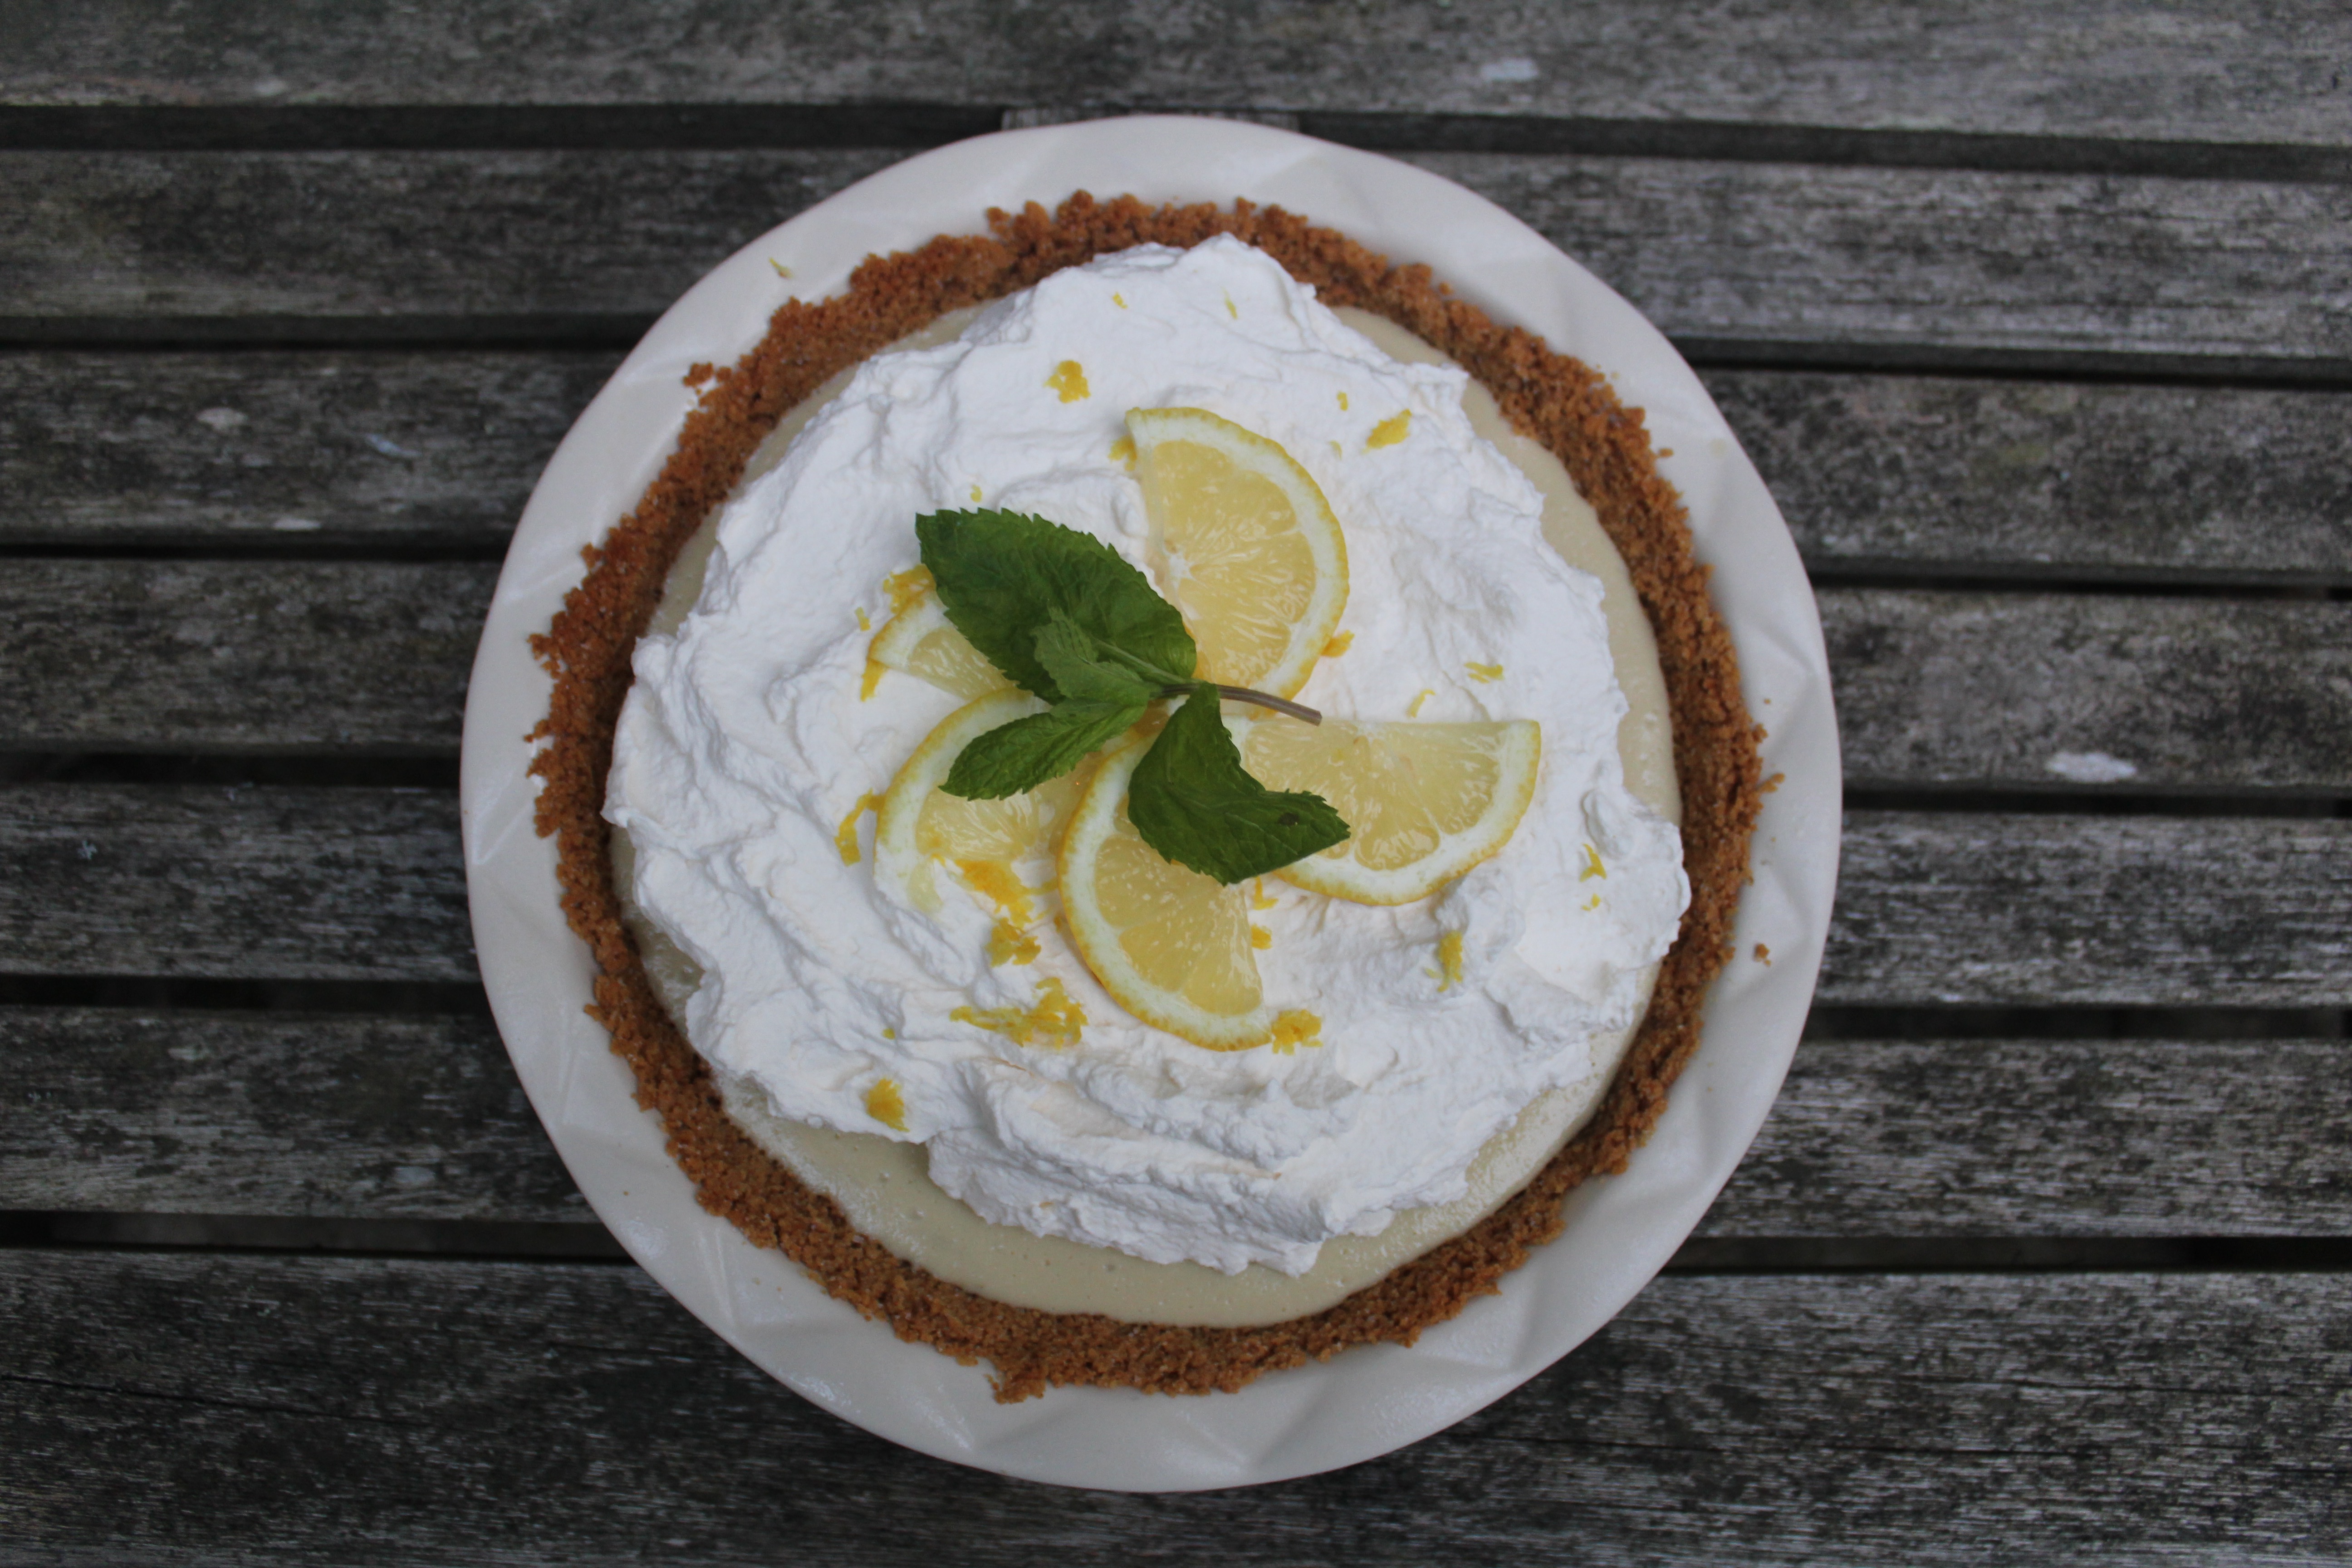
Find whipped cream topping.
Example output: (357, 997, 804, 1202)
(604, 237, 1688, 1274)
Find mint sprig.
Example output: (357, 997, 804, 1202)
(916, 508, 1350, 883)
(915, 509, 1195, 702)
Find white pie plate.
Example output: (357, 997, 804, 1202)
(460, 116, 1840, 1493)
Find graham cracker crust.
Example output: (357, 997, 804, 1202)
(526, 192, 1762, 1402)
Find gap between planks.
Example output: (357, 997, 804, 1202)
(1, 105, 2346, 186)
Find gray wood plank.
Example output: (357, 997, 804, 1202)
(1823, 812, 2352, 1008)
(1701, 1035, 2352, 1237)
(12, 562, 2348, 797)
(1711, 372, 2352, 586)
(11, 1004, 2346, 1239)
(11, 353, 2351, 584)
(0, 560, 492, 754)
(1823, 590, 2352, 795)
(0, 785, 473, 982)
(5, 150, 2347, 371)
(0, 348, 617, 549)
(0, 148, 890, 337)
(2, 787, 2347, 1004)
(4, 1250, 2345, 1563)
(0, 1008, 585, 1221)
(1402, 151, 2352, 371)
(7, 0, 2346, 151)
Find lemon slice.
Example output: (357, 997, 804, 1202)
(1058, 734, 1283, 1051)
(1127, 407, 1348, 701)
(874, 692, 1093, 957)
(868, 584, 1008, 700)
(1237, 718, 1543, 905)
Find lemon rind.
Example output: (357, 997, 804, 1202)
(1258, 718, 1544, 906)
(1127, 406, 1350, 702)
(873, 688, 1048, 915)
(1057, 735, 1282, 1052)
(867, 585, 1009, 700)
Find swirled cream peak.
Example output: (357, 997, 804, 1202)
(604, 237, 1687, 1274)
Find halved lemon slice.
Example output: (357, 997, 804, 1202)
(1127, 407, 1348, 701)
(874, 692, 1094, 959)
(1058, 735, 1282, 1051)
(1237, 718, 1542, 905)
(867, 584, 1008, 700)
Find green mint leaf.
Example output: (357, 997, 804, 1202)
(943, 700, 1148, 800)
(1033, 610, 1159, 706)
(916, 509, 1196, 701)
(1127, 690, 1351, 884)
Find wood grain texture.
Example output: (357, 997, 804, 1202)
(1822, 812, 2352, 1007)
(3, 789, 2347, 1004)
(10, 561, 2346, 797)
(1402, 150, 2352, 368)
(7, 0, 2346, 150)
(5, 1250, 2346, 1563)
(6, 150, 2348, 368)
(1711, 372, 2352, 585)
(0, 1008, 585, 1220)
(0, 560, 493, 753)
(1702, 1035, 2352, 1237)
(10, 1005, 2346, 1237)
(11, 353, 2352, 583)
(1823, 590, 2352, 793)
(0, 147, 894, 335)
(0, 785, 472, 982)
(0, 348, 617, 548)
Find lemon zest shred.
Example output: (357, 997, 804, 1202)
(1583, 893, 1602, 911)
(1224, 293, 1238, 318)
(1367, 410, 1412, 449)
(834, 793, 881, 864)
(769, 259, 792, 278)
(864, 1078, 908, 1131)
(1112, 292, 1126, 308)
(988, 916, 1041, 967)
(882, 565, 932, 615)
(954, 858, 1036, 927)
(1330, 439, 1343, 456)
(1046, 360, 1090, 402)
(1250, 925, 1273, 951)
(952, 976, 1085, 1050)
(1268, 1009, 1323, 1055)
(1323, 630, 1354, 657)
(1406, 687, 1436, 717)
(1465, 661, 1504, 682)
(1435, 931, 1465, 991)
(855, 607, 871, 631)
(1250, 878, 1279, 911)
(1337, 391, 1349, 411)
(882, 1027, 896, 1039)
(1108, 433, 1136, 466)
(969, 483, 983, 502)
(1580, 843, 1607, 881)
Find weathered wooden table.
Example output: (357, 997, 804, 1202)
(6, 5, 2349, 1559)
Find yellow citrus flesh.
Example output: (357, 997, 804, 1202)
(1058, 738, 1279, 1050)
(873, 691, 1094, 941)
(867, 585, 1009, 701)
(1237, 717, 1543, 905)
(1126, 407, 1348, 701)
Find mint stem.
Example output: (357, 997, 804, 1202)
(1161, 684, 1323, 725)
(1087, 624, 1320, 722)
